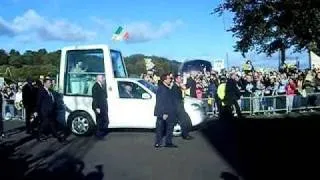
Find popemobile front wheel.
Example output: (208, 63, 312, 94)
(68, 111, 95, 136)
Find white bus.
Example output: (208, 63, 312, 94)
(58, 44, 206, 136)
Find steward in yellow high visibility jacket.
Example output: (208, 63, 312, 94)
(217, 83, 227, 107)
(216, 77, 235, 120)
(215, 77, 228, 116)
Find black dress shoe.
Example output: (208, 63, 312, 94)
(0, 133, 6, 140)
(154, 144, 161, 148)
(37, 138, 47, 142)
(58, 136, 66, 143)
(182, 135, 194, 140)
(58, 137, 69, 144)
(37, 135, 48, 142)
(164, 144, 178, 148)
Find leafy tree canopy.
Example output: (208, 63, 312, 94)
(214, 0, 320, 58)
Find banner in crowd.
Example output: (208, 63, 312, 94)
(213, 59, 224, 72)
(144, 58, 155, 73)
(310, 51, 320, 68)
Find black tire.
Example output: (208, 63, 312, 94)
(67, 111, 95, 136)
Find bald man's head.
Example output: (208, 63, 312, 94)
(96, 74, 105, 84)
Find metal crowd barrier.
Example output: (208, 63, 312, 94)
(2, 99, 25, 121)
(201, 92, 320, 116)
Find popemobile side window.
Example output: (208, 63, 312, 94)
(65, 49, 105, 96)
(118, 81, 150, 99)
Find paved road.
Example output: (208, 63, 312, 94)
(0, 120, 238, 180)
(2, 112, 320, 180)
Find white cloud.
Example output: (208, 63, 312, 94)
(125, 20, 183, 43)
(92, 17, 183, 43)
(0, 9, 96, 42)
(0, 17, 16, 36)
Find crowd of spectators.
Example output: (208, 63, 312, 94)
(3, 60, 320, 120)
(0, 82, 25, 120)
(142, 60, 320, 115)
(0, 76, 58, 120)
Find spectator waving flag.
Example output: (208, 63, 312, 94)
(112, 26, 129, 41)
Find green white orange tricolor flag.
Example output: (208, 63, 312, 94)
(112, 26, 129, 41)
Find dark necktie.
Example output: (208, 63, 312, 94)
(48, 91, 54, 102)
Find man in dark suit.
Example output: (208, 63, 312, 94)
(154, 73, 178, 148)
(35, 78, 64, 142)
(226, 73, 242, 118)
(92, 74, 109, 138)
(53, 91, 70, 138)
(172, 74, 193, 140)
(0, 89, 5, 140)
(22, 77, 36, 134)
(186, 73, 197, 98)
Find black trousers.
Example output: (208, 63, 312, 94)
(176, 103, 192, 137)
(25, 107, 33, 132)
(38, 114, 60, 139)
(155, 116, 175, 145)
(0, 114, 3, 134)
(95, 110, 109, 136)
(219, 105, 234, 121)
(232, 99, 242, 116)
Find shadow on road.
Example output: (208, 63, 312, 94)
(4, 125, 26, 137)
(220, 172, 240, 180)
(201, 113, 320, 180)
(0, 133, 104, 180)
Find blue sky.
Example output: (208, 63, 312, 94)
(0, 0, 309, 68)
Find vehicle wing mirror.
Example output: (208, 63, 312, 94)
(142, 93, 151, 99)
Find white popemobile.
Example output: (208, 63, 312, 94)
(57, 44, 206, 136)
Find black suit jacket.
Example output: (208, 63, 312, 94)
(154, 84, 176, 117)
(225, 79, 241, 104)
(171, 83, 183, 105)
(0, 93, 2, 115)
(52, 91, 66, 125)
(36, 87, 55, 118)
(92, 82, 108, 111)
(186, 77, 197, 98)
(22, 84, 35, 108)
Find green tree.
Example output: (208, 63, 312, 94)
(32, 49, 48, 65)
(214, 0, 320, 62)
(150, 56, 171, 75)
(9, 49, 20, 56)
(38, 48, 47, 55)
(8, 49, 22, 68)
(49, 50, 61, 67)
(125, 54, 146, 76)
(21, 50, 35, 65)
(0, 47, 180, 81)
(0, 49, 9, 65)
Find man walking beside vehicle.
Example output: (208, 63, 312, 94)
(35, 78, 65, 142)
(154, 73, 178, 148)
(92, 74, 109, 139)
(22, 77, 36, 134)
(226, 73, 242, 118)
(0, 89, 5, 140)
(172, 74, 193, 140)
